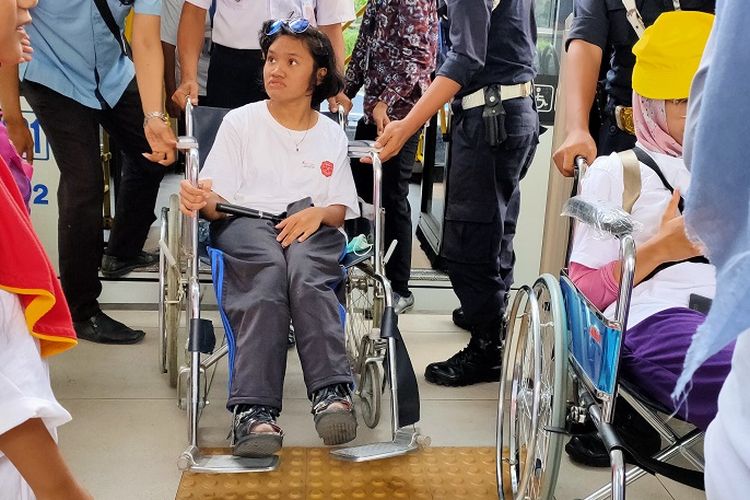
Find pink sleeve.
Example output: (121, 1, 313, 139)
(568, 261, 620, 311)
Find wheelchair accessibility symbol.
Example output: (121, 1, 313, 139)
(535, 85, 555, 113)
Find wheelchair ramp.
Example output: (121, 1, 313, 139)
(175, 447, 500, 499)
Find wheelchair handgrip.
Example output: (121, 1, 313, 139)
(562, 196, 635, 239)
(215, 203, 284, 223)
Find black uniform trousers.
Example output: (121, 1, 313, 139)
(352, 118, 420, 296)
(441, 96, 539, 335)
(22, 79, 165, 322)
(204, 43, 267, 109)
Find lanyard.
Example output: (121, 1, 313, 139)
(621, 0, 646, 37)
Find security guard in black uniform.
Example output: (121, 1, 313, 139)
(377, 0, 539, 386)
(552, 0, 715, 176)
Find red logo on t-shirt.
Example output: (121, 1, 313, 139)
(321, 161, 334, 177)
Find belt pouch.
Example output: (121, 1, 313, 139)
(482, 85, 506, 147)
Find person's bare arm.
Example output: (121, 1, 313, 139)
(612, 192, 702, 285)
(319, 23, 348, 112)
(0, 419, 91, 500)
(0, 62, 33, 162)
(551, 39, 603, 176)
(131, 12, 177, 165)
(174, 2, 207, 108)
(375, 75, 461, 161)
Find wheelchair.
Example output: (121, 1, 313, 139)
(496, 158, 705, 499)
(158, 101, 427, 473)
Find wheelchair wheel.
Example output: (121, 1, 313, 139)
(158, 206, 169, 374)
(165, 194, 186, 388)
(358, 360, 382, 429)
(497, 276, 568, 500)
(344, 267, 380, 373)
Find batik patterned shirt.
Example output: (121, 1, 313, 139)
(344, 0, 438, 121)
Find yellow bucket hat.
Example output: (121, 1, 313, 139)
(632, 10, 714, 100)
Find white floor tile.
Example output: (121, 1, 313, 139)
(56, 399, 183, 500)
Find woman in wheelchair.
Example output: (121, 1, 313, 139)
(566, 11, 733, 464)
(179, 20, 360, 458)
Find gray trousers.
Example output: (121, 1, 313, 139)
(211, 216, 353, 411)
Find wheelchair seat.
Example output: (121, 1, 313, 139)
(618, 377, 675, 417)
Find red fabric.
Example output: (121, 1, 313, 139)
(0, 156, 76, 356)
(569, 261, 620, 312)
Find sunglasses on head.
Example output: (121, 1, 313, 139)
(266, 18, 311, 36)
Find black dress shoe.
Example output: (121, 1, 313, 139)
(101, 251, 158, 278)
(565, 433, 610, 467)
(74, 311, 145, 344)
(452, 307, 471, 331)
(565, 401, 663, 467)
(425, 340, 502, 386)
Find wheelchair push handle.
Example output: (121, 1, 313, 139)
(574, 155, 589, 180)
(215, 203, 285, 224)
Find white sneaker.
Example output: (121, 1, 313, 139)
(393, 292, 415, 314)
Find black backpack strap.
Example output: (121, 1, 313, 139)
(93, 0, 130, 57)
(631, 146, 685, 212)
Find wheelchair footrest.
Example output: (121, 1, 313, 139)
(330, 429, 426, 462)
(178, 446, 279, 473)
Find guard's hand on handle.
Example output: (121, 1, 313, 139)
(171, 80, 199, 110)
(275, 207, 324, 247)
(179, 178, 212, 217)
(372, 118, 409, 163)
(552, 128, 597, 177)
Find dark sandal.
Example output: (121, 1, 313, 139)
(312, 384, 357, 445)
(232, 405, 284, 457)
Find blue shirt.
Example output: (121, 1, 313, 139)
(22, 0, 161, 110)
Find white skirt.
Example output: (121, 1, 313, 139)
(0, 289, 71, 500)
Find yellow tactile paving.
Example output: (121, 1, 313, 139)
(175, 447, 500, 499)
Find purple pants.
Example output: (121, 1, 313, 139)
(621, 307, 733, 431)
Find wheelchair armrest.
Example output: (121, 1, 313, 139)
(562, 196, 636, 239)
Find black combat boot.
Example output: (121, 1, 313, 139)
(425, 320, 504, 386)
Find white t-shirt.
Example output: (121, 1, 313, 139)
(200, 101, 359, 219)
(186, 0, 355, 50)
(161, 0, 211, 95)
(569, 143, 716, 327)
(0, 289, 71, 498)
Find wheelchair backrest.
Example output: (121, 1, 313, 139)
(192, 106, 231, 168)
(560, 273, 623, 396)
